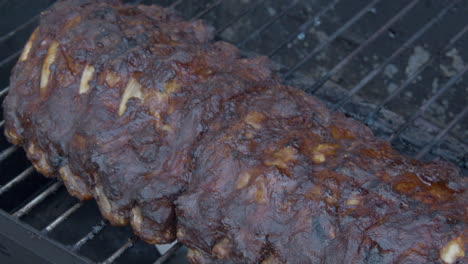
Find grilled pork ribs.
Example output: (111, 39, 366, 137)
(3, 0, 466, 263)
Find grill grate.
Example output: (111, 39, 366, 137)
(0, 0, 467, 263)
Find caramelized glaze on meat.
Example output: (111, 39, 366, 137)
(3, 0, 467, 263)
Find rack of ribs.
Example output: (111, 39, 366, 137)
(2, 0, 466, 263)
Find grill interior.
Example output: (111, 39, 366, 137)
(0, 0, 467, 263)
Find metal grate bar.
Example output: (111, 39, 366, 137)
(283, 0, 382, 79)
(0, 166, 34, 196)
(267, 0, 340, 57)
(71, 220, 107, 251)
(154, 242, 183, 264)
(307, 0, 420, 94)
(215, 0, 266, 36)
(423, 116, 467, 146)
(388, 64, 468, 141)
(365, 23, 468, 125)
(12, 181, 63, 218)
(0, 14, 39, 44)
(42, 202, 83, 234)
(0, 50, 21, 69)
(0, 86, 9, 98)
(445, 23, 468, 50)
(101, 237, 136, 264)
(0, 88, 6, 128)
(0, 145, 19, 163)
(169, 0, 185, 9)
(418, 115, 466, 145)
(237, 0, 299, 48)
(415, 105, 468, 159)
(332, 0, 460, 111)
(191, 0, 224, 21)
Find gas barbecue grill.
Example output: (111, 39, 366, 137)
(0, 0, 467, 263)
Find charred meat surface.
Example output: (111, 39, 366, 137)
(2, 0, 467, 263)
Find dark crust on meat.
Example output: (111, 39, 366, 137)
(2, 0, 467, 263)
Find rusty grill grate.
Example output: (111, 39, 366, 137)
(0, 0, 467, 263)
